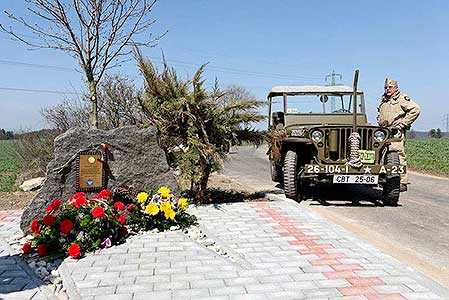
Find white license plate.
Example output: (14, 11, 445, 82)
(333, 174, 378, 184)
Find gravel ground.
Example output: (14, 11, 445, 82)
(0, 191, 35, 210)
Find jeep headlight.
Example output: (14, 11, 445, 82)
(291, 129, 305, 137)
(311, 130, 323, 142)
(374, 130, 386, 142)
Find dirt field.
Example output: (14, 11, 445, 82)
(0, 191, 36, 210)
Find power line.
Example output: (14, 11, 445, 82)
(153, 57, 322, 80)
(167, 46, 324, 78)
(0, 87, 81, 95)
(2, 31, 325, 79)
(0, 59, 77, 72)
(0, 56, 322, 82)
(443, 113, 449, 133)
(148, 57, 321, 82)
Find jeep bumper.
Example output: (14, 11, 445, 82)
(304, 164, 406, 176)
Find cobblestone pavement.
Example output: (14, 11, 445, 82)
(0, 210, 50, 300)
(2, 197, 449, 300)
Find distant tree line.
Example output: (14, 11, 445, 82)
(428, 128, 443, 138)
(0, 128, 14, 140)
(408, 129, 447, 139)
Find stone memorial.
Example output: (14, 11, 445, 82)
(20, 126, 177, 233)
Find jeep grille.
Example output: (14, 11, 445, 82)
(323, 127, 373, 162)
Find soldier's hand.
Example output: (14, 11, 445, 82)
(396, 123, 406, 131)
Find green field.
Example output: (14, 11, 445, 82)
(406, 138, 449, 177)
(0, 140, 20, 192)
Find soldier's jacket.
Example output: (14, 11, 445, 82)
(377, 92, 420, 128)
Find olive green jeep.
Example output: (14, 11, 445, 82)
(267, 82, 405, 206)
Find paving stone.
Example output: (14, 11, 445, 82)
(404, 283, 430, 292)
(315, 278, 351, 288)
(115, 283, 153, 293)
(93, 294, 132, 300)
(85, 271, 120, 280)
(191, 279, 225, 289)
(209, 285, 246, 296)
(402, 292, 444, 299)
(372, 284, 413, 294)
(258, 274, 293, 283)
(304, 287, 343, 298)
(133, 290, 171, 300)
(134, 274, 170, 284)
(171, 288, 210, 298)
(171, 273, 205, 281)
(79, 286, 116, 296)
(99, 277, 135, 286)
(280, 280, 317, 291)
(153, 280, 190, 291)
(267, 290, 306, 299)
(229, 294, 268, 300)
(205, 271, 239, 279)
(76, 279, 101, 288)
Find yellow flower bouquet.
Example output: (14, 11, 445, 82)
(128, 186, 196, 231)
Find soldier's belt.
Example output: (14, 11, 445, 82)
(305, 164, 406, 175)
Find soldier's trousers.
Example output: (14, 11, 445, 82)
(389, 139, 408, 184)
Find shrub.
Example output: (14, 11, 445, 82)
(136, 50, 265, 199)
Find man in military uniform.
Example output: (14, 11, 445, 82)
(377, 78, 420, 192)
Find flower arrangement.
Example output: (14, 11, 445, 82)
(127, 186, 196, 232)
(23, 186, 196, 259)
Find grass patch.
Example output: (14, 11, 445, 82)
(406, 138, 449, 177)
(0, 140, 20, 192)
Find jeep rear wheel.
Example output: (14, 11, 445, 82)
(270, 161, 282, 182)
(383, 151, 400, 206)
(283, 151, 303, 201)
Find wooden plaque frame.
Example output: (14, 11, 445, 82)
(76, 150, 106, 192)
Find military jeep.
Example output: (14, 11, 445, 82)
(267, 81, 404, 206)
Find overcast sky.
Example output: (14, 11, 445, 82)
(0, 0, 448, 132)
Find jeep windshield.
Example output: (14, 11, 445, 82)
(267, 85, 368, 127)
(271, 94, 364, 114)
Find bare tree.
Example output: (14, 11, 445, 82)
(97, 74, 145, 129)
(41, 74, 144, 131)
(1, 0, 163, 128)
(220, 84, 256, 106)
(40, 97, 89, 131)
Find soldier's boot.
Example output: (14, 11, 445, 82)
(400, 184, 408, 192)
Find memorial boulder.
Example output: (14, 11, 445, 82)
(20, 126, 177, 233)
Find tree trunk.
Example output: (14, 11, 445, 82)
(196, 161, 211, 200)
(88, 80, 98, 129)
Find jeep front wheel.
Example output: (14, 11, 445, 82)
(383, 151, 400, 206)
(283, 151, 303, 200)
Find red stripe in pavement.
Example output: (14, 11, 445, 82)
(0, 210, 22, 223)
(347, 276, 384, 287)
(251, 202, 407, 300)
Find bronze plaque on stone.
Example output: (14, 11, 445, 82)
(76, 150, 106, 192)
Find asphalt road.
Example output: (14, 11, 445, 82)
(221, 145, 449, 288)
